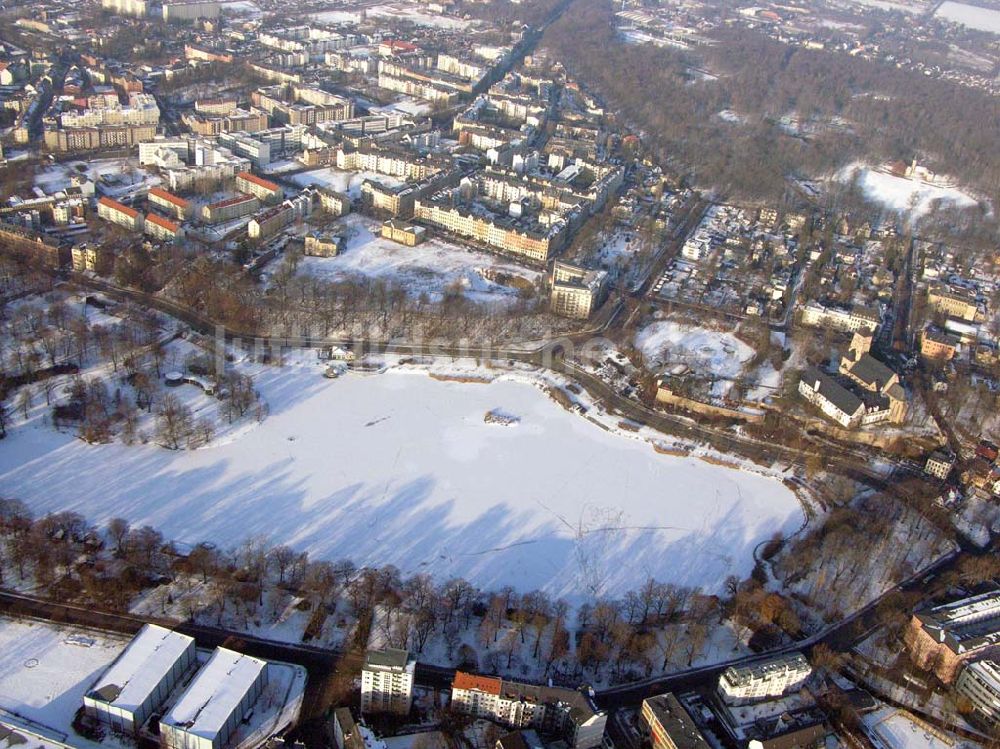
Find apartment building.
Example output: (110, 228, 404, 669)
(147, 187, 191, 220)
(361, 180, 416, 219)
(252, 84, 354, 126)
(549, 261, 606, 319)
(641, 694, 709, 749)
(216, 132, 272, 168)
(413, 198, 563, 264)
(97, 197, 143, 231)
(182, 108, 269, 137)
(717, 653, 811, 706)
(928, 283, 980, 322)
(381, 219, 426, 246)
(905, 591, 1000, 683)
(71, 243, 115, 275)
(101, 0, 148, 17)
(43, 124, 157, 152)
(144, 212, 184, 242)
(304, 233, 342, 257)
(799, 302, 879, 334)
(955, 660, 1000, 730)
(360, 648, 416, 716)
(924, 450, 955, 480)
(201, 195, 259, 223)
(248, 204, 294, 240)
(162, 0, 221, 21)
(194, 98, 237, 116)
(920, 327, 960, 360)
(450, 672, 607, 749)
(319, 188, 351, 217)
(378, 73, 459, 104)
(60, 93, 159, 128)
(236, 171, 284, 203)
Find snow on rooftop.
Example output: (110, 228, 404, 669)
(87, 623, 194, 713)
(162, 648, 267, 740)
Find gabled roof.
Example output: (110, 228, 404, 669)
(848, 353, 895, 389)
(236, 171, 281, 193)
(452, 671, 502, 695)
(801, 366, 862, 417)
(148, 186, 190, 209)
(98, 196, 139, 218)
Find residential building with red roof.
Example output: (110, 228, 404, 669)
(97, 196, 144, 231)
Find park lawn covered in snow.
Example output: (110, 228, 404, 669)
(837, 165, 981, 219)
(366, 2, 471, 29)
(0, 617, 129, 746)
(0, 366, 803, 602)
(289, 214, 540, 304)
(289, 168, 403, 199)
(635, 320, 755, 379)
(935, 1, 1000, 33)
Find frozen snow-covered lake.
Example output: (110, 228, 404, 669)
(0, 369, 802, 600)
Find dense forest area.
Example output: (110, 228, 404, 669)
(543, 0, 1000, 211)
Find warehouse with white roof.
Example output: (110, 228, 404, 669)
(83, 623, 197, 734)
(160, 647, 269, 749)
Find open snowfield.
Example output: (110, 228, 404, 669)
(0, 618, 128, 744)
(837, 165, 981, 219)
(289, 214, 540, 304)
(636, 321, 754, 379)
(366, 2, 470, 28)
(289, 168, 403, 199)
(0, 367, 802, 601)
(935, 1, 1000, 33)
(310, 8, 366, 24)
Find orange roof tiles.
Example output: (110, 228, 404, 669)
(148, 186, 190, 209)
(452, 671, 502, 695)
(146, 213, 180, 232)
(98, 196, 140, 219)
(236, 171, 281, 193)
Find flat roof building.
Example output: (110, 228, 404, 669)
(84, 624, 196, 735)
(718, 653, 811, 706)
(906, 591, 1000, 683)
(361, 648, 416, 716)
(641, 694, 710, 749)
(161, 648, 269, 749)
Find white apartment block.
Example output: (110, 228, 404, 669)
(955, 660, 1000, 730)
(717, 653, 812, 706)
(361, 648, 416, 716)
(549, 261, 606, 319)
(61, 93, 160, 128)
(162, 0, 220, 21)
(800, 302, 879, 334)
(97, 197, 143, 232)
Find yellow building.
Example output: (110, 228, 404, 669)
(381, 219, 426, 246)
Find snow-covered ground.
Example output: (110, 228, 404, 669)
(366, 2, 470, 29)
(0, 618, 129, 747)
(935, 1, 1000, 33)
(286, 214, 540, 304)
(635, 321, 754, 379)
(289, 168, 403, 200)
(310, 9, 366, 24)
(0, 365, 802, 602)
(34, 158, 155, 199)
(837, 165, 981, 219)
